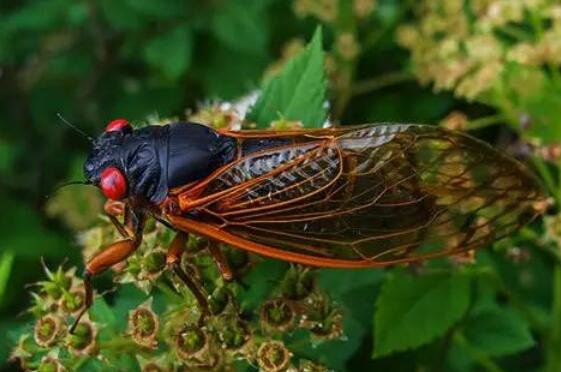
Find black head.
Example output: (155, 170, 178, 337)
(84, 119, 236, 205)
(85, 118, 169, 203)
(83, 119, 134, 201)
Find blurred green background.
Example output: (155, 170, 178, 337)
(3, 0, 561, 371)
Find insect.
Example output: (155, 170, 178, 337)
(70, 118, 545, 331)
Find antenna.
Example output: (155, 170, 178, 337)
(56, 113, 94, 143)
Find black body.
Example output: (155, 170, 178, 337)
(84, 122, 236, 204)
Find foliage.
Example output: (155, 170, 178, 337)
(2, 0, 561, 371)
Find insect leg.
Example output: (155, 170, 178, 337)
(166, 232, 210, 319)
(207, 240, 234, 282)
(104, 200, 128, 238)
(70, 207, 145, 333)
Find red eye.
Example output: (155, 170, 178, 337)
(100, 167, 127, 200)
(105, 118, 130, 133)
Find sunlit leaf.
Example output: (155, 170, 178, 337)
(247, 27, 327, 128)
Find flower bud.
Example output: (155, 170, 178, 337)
(67, 320, 97, 355)
(299, 293, 343, 340)
(174, 325, 208, 359)
(128, 300, 160, 349)
(257, 340, 292, 372)
(260, 298, 295, 333)
(38, 356, 66, 372)
(280, 266, 315, 300)
(34, 314, 65, 347)
(60, 289, 85, 315)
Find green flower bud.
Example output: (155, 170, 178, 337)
(299, 293, 343, 340)
(34, 314, 65, 347)
(128, 300, 159, 349)
(38, 356, 65, 372)
(174, 325, 208, 359)
(60, 289, 85, 315)
(257, 341, 292, 372)
(280, 266, 315, 300)
(67, 320, 97, 355)
(260, 298, 295, 333)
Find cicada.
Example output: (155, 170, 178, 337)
(71, 119, 545, 330)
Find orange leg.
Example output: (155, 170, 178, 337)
(166, 233, 210, 318)
(104, 200, 128, 238)
(207, 240, 234, 282)
(70, 206, 145, 333)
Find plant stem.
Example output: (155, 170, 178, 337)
(465, 114, 507, 130)
(546, 266, 561, 372)
(351, 71, 414, 97)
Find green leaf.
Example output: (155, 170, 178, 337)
(238, 259, 288, 311)
(143, 24, 192, 81)
(212, 0, 270, 55)
(247, 27, 327, 128)
(0, 252, 14, 306)
(463, 304, 534, 357)
(373, 270, 471, 358)
(90, 297, 117, 330)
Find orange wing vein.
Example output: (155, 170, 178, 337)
(166, 124, 545, 268)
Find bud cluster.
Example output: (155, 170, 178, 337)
(13, 117, 336, 370)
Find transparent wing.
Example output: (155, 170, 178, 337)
(173, 124, 545, 267)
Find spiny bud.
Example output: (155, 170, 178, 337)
(280, 266, 315, 300)
(299, 293, 343, 340)
(174, 325, 208, 359)
(38, 356, 66, 372)
(39, 265, 73, 300)
(67, 319, 97, 355)
(10, 334, 33, 368)
(257, 340, 292, 372)
(128, 299, 160, 349)
(34, 314, 65, 347)
(260, 298, 295, 333)
(60, 289, 85, 315)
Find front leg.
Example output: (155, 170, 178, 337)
(70, 207, 145, 333)
(166, 232, 210, 321)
